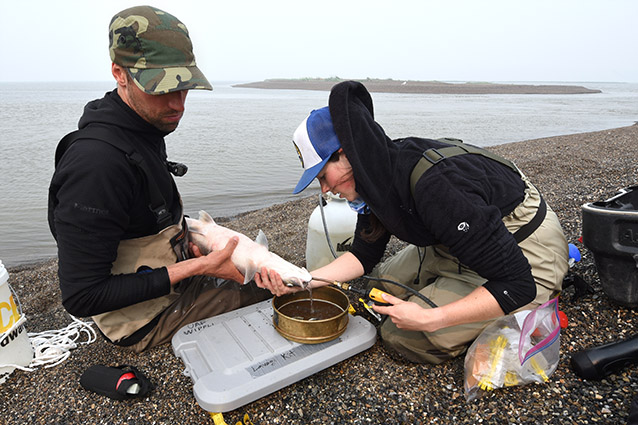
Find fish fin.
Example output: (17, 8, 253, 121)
(255, 230, 268, 250)
(243, 262, 259, 285)
(198, 210, 215, 224)
(185, 218, 207, 235)
(185, 218, 202, 234)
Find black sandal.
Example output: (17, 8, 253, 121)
(80, 364, 153, 400)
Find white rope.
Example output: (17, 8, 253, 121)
(0, 315, 96, 372)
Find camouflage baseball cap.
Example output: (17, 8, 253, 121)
(109, 5, 212, 95)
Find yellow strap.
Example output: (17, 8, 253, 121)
(209, 412, 253, 425)
(210, 412, 229, 425)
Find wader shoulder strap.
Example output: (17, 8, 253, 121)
(511, 196, 546, 243)
(56, 128, 173, 229)
(409, 137, 546, 243)
(409, 137, 518, 198)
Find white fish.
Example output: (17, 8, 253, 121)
(186, 210, 312, 287)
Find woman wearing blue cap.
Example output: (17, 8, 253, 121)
(258, 81, 569, 364)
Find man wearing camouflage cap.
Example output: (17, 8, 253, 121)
(48, 5, 270, 352)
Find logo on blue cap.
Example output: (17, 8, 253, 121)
(293, 142, 305, 168)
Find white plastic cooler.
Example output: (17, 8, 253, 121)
(172, 298, 376, 412)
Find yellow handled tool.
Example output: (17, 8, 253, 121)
(311, 277, 391, 304)
(367, 287, 390, 303)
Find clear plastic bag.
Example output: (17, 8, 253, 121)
(464, 297, 561, 401)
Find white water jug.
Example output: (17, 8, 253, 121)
(306, 193, 358, 271)
(0, 260, 34, 384)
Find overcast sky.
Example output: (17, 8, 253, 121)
(2, 0, 636, 83)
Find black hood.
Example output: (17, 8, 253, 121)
(328, 81, 427, 234)
(328, 81, 392, 204)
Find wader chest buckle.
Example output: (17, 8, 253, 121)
(423, 148, 447, 165)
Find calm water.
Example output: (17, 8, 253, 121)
(1, 81, 636, 267)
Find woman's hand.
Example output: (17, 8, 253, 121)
(372, 286, 504, 333)
(372, 292, 444, 333)
(254, 267, 301, 297)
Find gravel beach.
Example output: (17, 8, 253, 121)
(2, 124, 638, 424)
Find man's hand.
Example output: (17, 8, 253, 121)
(168, 237, 244, 285)
(192, 237, 244, 283)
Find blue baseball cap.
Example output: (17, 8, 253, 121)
(292, 107, 341, 194)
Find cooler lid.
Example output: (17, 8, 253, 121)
(172, 298, 376, 412)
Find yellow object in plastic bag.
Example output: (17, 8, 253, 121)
(464, 298, 560, 401)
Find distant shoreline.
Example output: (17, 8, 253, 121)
(233, 78, 602, 95)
